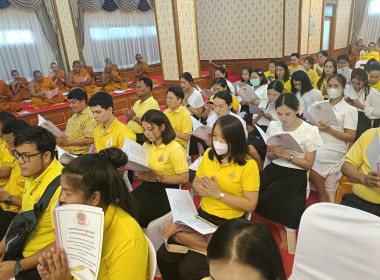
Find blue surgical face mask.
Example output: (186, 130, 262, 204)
(250, 79, 260, 87)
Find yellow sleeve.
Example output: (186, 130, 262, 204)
(232, 96, 239, 111)
(169, 144, 188, 174)
(283, 80, 292, 93)
(148, 100, 160, 111)
(1, 148, 14, 168)
(182, 113, 193, 134)
(345, 131, 366, 169)
(376, 52, 380, 62)
(195, 149, 211, 178)
(241, 159, 260, 191)
(120, 127, 137, 144)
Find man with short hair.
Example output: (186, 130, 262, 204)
(101, 64, 127, 93)
(0, 112, 16, 186)
(28, 70, 66, 109)
(0, 120, 30, 240)
(56, 88, 97, 155)
(48, 62, 69, 93)
(361, 42, 379, 62)
(10, 70, 30, 102)
(337, 54, 352, 83)
(133, 54, 151, 80)
(105, 58, 122, 76)
(0, 126, 63, 279)
(89, 91, 136, 151)
(0, 80, 22, 113)
(123, 77, 160, 144)
(288, 53, 301, 73)
(66, 61, 99, 98)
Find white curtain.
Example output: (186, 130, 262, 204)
(0, 7, 54, 83)
(359, 0, 380, 44)
(83, 9, 160, 72)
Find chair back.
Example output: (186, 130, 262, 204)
(145, 234, 157, 280)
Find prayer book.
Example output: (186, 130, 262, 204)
(192, 125, 212, 141)
(337, 66, 352, 83)
(365, 130, 380, 175)
(266, 133, 303, 154)
(189, 156, 203, 171)
(200, 89, 214, 99)
(237, 85, 260, 102)
(57, 146, 78, 165)
(75, 76, 87, 83)
(42, 88, 59, 99)
(233, 81, 246, 91)
(121, 137, 154, 172)
(191, 116, 203, 131)
(53, 204, 104, 280)
(166, 189, 217, 235)
(38, 115, 67, 138)
(249, 104, 264, 115)
(306, 101, 339, 127)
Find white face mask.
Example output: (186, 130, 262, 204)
(213, 141, 229, 155)
(327, 88, 342, 99)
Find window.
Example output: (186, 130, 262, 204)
(369, 0, 380, 14)
(89, 26, 157, 41)
(0, 30, 33, 45)
(325, 5, 334, 17)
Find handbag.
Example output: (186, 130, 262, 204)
(4, 175, 61, 261)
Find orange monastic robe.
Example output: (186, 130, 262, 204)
(85, 66, 95, 79)
(31, 77, 66, 109)
(72, 69, 99, 98)
(136, 61, 157, 84)
(0, 80, 22, 113)
(52, 70, 69, 94)
(12, 78, 30, 102)
(102, 71, 127, 93)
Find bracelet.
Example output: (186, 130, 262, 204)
(132, 116, 137, 122)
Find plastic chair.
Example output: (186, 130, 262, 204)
(145, 234, 157, 280)
(289, 203, 380, 280)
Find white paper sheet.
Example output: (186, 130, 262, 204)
(189, 156, 203, 171)
(38, 114, 67, 138)
(254, 124, 269, 142)
(57, 146, 78, 164)
(191, 116, 203, 131)
(121, 138, 154, 172)
(306, 101, 339, 127)
(365, 130, 380, 173)
(266, 133, 303, 153)
(249, 104, 264, 115)
(237, 85, 260, 102)
(200, 89, 214, 99)
(192, 125, 212, 141)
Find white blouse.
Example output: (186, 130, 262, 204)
(297, 88, 324, 115)
(252, 100, 278, 126)
(344, 85, 380, 119)
(186, 88, 204, 112)
(207, 111, 248, 139)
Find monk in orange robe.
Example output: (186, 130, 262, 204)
(133, 54, 157, 85)
(105, 58, 122, 76)
(101, 64, 127, 93)
(28, 70, 66, 109)
(0, 80, 22, 113)
(48, 62, 69, 94)
(10, 70, 30, 102)
(67, 61, 99, 98)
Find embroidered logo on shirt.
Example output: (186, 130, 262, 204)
(106, 137, 112, 148)
(229, 171, 236, 180)
(158, 155, 164, 162)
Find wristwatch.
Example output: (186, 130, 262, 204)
(14, 259, 24, 277)
(4, 195, 12, 207)
(218, 192, 225, 200)
(289, 154, 294, 161)
(186, 104, 191, 108)
(155, 176, 161, 183)
(131, 116, 137, 122)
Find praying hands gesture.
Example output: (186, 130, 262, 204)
(37, 247, 72, 280)
(199, 175, 221, 198)
(122, 108, 136, 121)
(365, 171, 380, 189)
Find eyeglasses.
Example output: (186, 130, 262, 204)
(13, 151, 44, 162)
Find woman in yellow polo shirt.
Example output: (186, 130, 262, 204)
(132, 110, 189, 228)
(302, 56, 319, 86)
(368, 63, 380, 92)
(157, 115, 260, 280)
(264, 60, 277, 82)
(314, 58, 337, 99)
(37, 148, 148, 280)
(275, 61, 292, 93)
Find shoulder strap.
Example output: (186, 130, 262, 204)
(33, 175, 61, 219)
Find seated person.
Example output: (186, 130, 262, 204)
(0, 80, 22, 113)
(0, 120, 30, 240)
(123, 77, 160, 144)
(302, 56, 319, 86)
(164, 86, 193, 151)
(349, 39, 367, 68)
(79, 60, 96, 80)
(240, 66, 252, 85)
(180, 72, 204, 120)
(0, 112, 16, 186)
(314, 58, 337, 99)
(264, 60, 277, 82)
(56, 89, 97, 155)
(89, 91, 136, 151)
(105, 57, 122, 76)
(361, 42, 379, 62)
(48, 62, 69, 93)
(314, 51, 328, 76)
(337, 54, 352, 83)
(275, 61, 292, 93)
(214, 67, 235, 95)
(67, 60, 99, 98)
(10, 70, 30, 102)
(37, 148, 148, 279)
(0, 126, 63, 278)
(368, 63, 380, 92)
(28, 70, 66, 109)
(131, 110, 189, 228)
(101, 63, 127, 93)
(288, 53, 301, 74)
(133, 53, 151, 80)
(157, 115, 259, 280)
(206, 218, 286, 280)
(341, 128, 380, 217)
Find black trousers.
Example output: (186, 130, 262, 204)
(341, 193, 380, 217)
(0, 208, 17, 240)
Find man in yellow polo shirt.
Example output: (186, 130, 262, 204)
(89, 91, 136, 151)
(0, 120, 29, 240)
(288, 53, 301, 74)
(341, 128, 380, 216)
(0, 126, 63, 279)
(56, 88, 97, 155)
(0, 112, 16, 186)
(123, 77, 160, 144)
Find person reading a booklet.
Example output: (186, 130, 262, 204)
(344, 68, 380, 140)
(264, 60, 276, 82)
(337, 54, 352, 84)
(179, 72, 204, 119)
(204, 218, 286, 280)
(0, 127, 63, 279)
(255, 93, 323, 252)
(341, 128, 380, 217)
(310, 74, 358, 203)
(240, 66, 252, 85)
(157, 115, 260, 280)
(314, 58, 338, 99)
(131, 110, 189, 228)
(37, 148, 148, 280)
(290, 70, 323, 116)
(275, 61, 292, 93)
(214, 67, 235, 95)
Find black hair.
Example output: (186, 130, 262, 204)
(0, 111, 16, 126)
(318, 50, 329, 57)
(214, 90, 233, 106)
(337, 54, 349, 62)
(141, 109, 176, 145)
(50, 62, 57, 67)
(351, 68, 370, 100)
(11, 70, 18, 75)
(73, 60, 81, 66)
(2, 120, 30, 135)
(275, 61, 290, 83)
(291, 70, 313, 96)
(275, 93, 299, 112)
(180, 72, 194, 84)
(208, 115, 248, 165)
(367, 62, 380, 73)
(267, 80, 284, 93)
(212, 78, 231, 93)
(62, 148, 137, 219)
(304, 56, 314, 65)
(167, 86, 185, 102)
(368, 42, 376, 47)
(269, 59, 277, 65)
(241, 67, 253, 83)
(136, 53, 142, 58)
(33, 70, 41, 77)
(327, 74, 347, 88)
(251, 69, 268, 86)
(88, 91, 113, 110)
(317, 58, 337, 89)
(68, 88, 88, 104)
(14, 126, 56, 161)
(207, 218, 286, 280)
(138, 77, 153, 91)
(291, 53, 300, 59)
(215, 67, 228, 80)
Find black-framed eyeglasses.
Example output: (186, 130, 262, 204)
(13, 151, 44, 162)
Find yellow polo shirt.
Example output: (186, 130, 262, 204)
(164, 106, 193, 151)
(196, 149, 260, 219)
(94, 117, 136, 151)
(127, 96, 160, 134)
(313, 63, 323, 74)
(0, 139, 13, 186)
(288, 64, 301, 72)
(0, 159, 25, 212)
(98, 204, 148, 280)
(373, 80, 380, 92)
(210, 94, 239, 112)
(143, 140, 188, 176)
(22, 159, 63, 258)
(345, 128, 380, 204)
(277, 79, 292, 93)
(308, 69, 319, 86)
(264, 71, 275, 79)
(314, 78, 328, 98)
(63, 106, 97, 155)
(361, 51, 380, 62)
